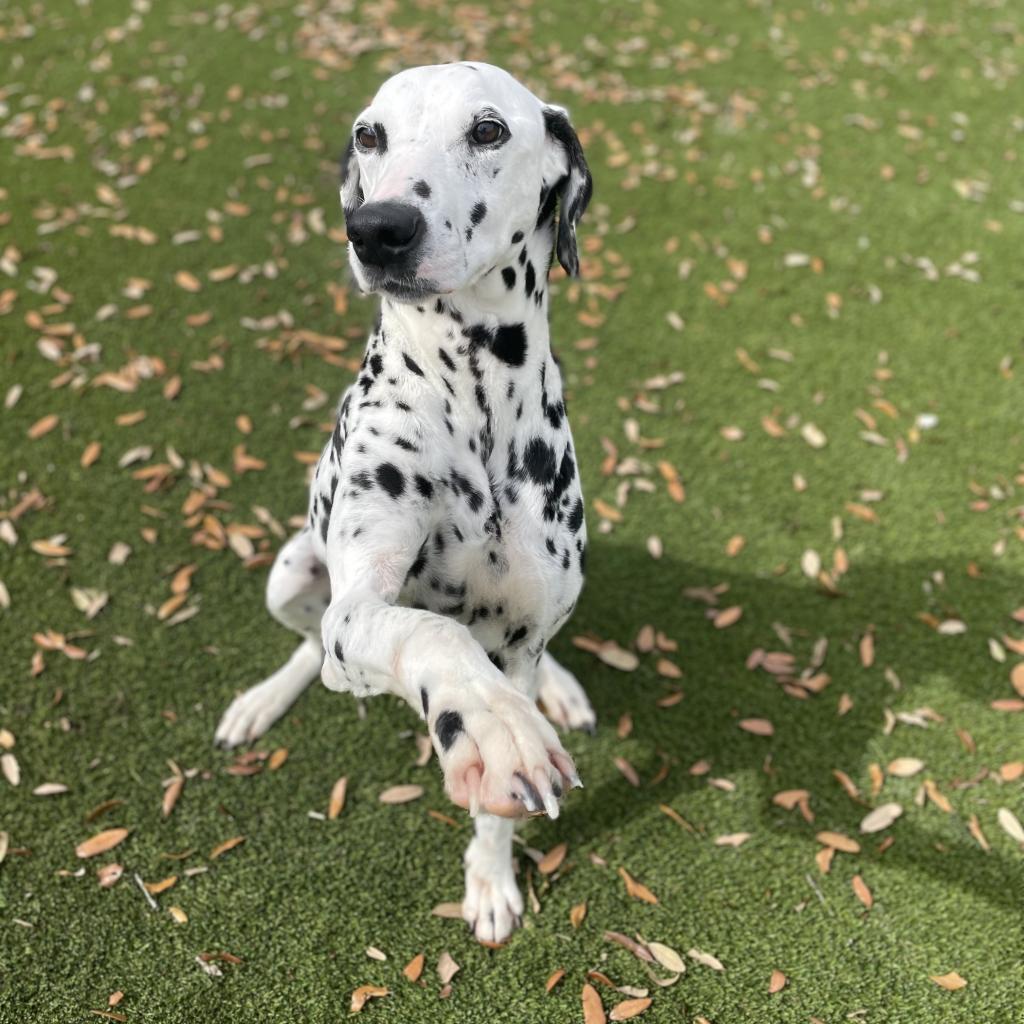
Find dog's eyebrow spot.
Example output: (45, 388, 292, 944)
(469, 201, 487, 226)
(372, 122, 389, 154)
(413, 179, 431, 198)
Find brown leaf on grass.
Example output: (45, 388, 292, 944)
(816, 831, 860, 854)
(714, 832, 752, 848)
(77, 828, 129, 859)
(832, 770, 861, 801)
(924, 779, 952, 813)
(967, 815, 990, 852)
(145, 875, 177, 895)
(350, 985, 389, 1012)
(997, 807, 1024, 844)
(554, 900, 581, 932)
(859, 630, 875, 667)
(713, 605, 743, 628)
(582, 982, 607, 1024)
(851, 875, 873, 908)
(769, 969, 788, 993)
(860, 803, 903, 834)
(437, 951, 460, 985)
(614, 757, 640, 787)
(402, 953, 424, 983)
(1011, 662, 1024, 697)
(618, 867, 658, 904)
(97, 863, 124, 888)
(545, 968, 566, 993)
(379, 784, 423, 804)
(815, 846, 835, 874)
(738, 718, 774, 736)
(887, 757, 924, 777)
(209, 835, 246, 859)
(430, 902, 463, 919)
(162, 776, 183, 818)
(88, 1011, 126, 1022)
(930, 972, 967, 991)
(268, 747, 288, 771)
(174, 270, 202, 292)
(773, 789, 810, 810)
(28, 414, 59, 439)
(604, 931, 655, 963)
(610, 997, 652, 1021)
(81, 441, 102, 467)
(658, 805, 694, 832)
(328, 776, 347, 819)
(168, 906, 188, 924)
(647, 942, 685, 974)
(688, 948, 725, 971)
(539, 842, 568, 875)
(33, 782, 68, 796)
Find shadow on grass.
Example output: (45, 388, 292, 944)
(547, 538, 1022, 911)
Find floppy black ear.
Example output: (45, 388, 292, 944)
(339, 137, 364, 223)
(541, 106, 593, 277)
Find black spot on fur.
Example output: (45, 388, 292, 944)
(333, 640, 345, 663)
(403, 352, 424, 376)
(501, 267, 516, 290)
(435, 710, 464, 751)
(567, 497, 584, 533)
(415, 474, 434, 499)
(372, 122, 389, 154)
(524, 261, 536, 297)
(470, 201, 487, 225)
(488, 652, 506, 672)
(413, 179, 431, 198)
(511, 230, 524, 243)
(375, 462, 405, 498)
(491, 323, 527, 367)
(523, 437, 556, 484)
(420, 687, 429, 715)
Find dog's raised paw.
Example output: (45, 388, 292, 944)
(429, 684, 580, 820)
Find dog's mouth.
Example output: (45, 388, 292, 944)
(363, 272, 442, 303)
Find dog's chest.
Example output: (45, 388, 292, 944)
(310, 320, 587, 667)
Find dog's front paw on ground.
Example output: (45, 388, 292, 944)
(215, 683, 288, 748)
(463, 842, 524, 945)
(538, 658, 597, 734)
(430, 687, 581, 819)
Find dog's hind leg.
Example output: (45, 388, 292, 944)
(536, 651, 596, 734)
(215, 530, 330, 748)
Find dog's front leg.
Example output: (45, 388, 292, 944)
(319, 542, 579, 820)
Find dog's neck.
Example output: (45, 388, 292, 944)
(372, 225, 556, 384)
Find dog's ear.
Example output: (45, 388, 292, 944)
(541, 106, 593, 277)
(339, 137, 364, 222)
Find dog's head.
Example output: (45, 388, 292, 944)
(340, 62, 592, 303)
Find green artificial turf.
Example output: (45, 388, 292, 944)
(1, 0, 1023, 1021)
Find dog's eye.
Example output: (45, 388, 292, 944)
(355, 126, 378, 150)
(470, 120, 507, 146)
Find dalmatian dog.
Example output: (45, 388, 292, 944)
(215, 62, 595, 944)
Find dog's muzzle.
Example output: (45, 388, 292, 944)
(346, 201, 425, 272)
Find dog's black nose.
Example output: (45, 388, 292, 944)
(346, 202, 425, 268)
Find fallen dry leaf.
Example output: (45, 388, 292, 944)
(860, 803, 903, 834)
(539, 842, 568, 875)
(997, 807, 1024, 844)
(738, 718, 774, 737)
(350, 985, 389, 1012)
(77, 828, 129, 859)
(379, 784, 423, 804)
(403, 953, 424, 983)
(852, 874, 873, 909)
(570, 901, 587, 928)
(545, 968, 565, 994)
(887, 757, 924, 778)
(618, 866, 658, 904)
(688, 948, 725, 971)
(647, 942, 685, 974)
(437, 951, 460, 985)
(582, 982, 607, 1024)
(610, 997, 652, 1021)
(930, 972, 967, 991)
(328, 776, 348, 819)
(815, 831, 860, 854)
(209, 835, 246, 859)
